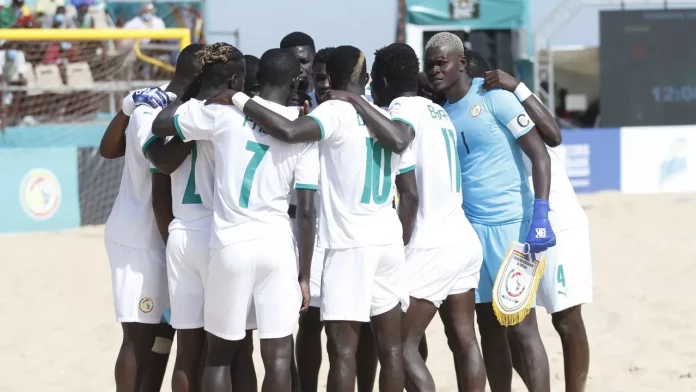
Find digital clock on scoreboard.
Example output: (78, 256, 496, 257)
(600, 9, 696, 127)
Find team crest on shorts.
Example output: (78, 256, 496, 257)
(470, 103, 482, 117)
(139, 297, 154, 313)
(517, 114, 530, 127)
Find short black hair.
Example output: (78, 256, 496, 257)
(373, 43, 419, 93)
(279, 31, 315, 51)
(464, 50, 490, 78)
(197, 42, 245, 88)
(243, 55, 260, 80)
(173, 43, 205, 80)
(258, 48, 300, 87)
(326, 45, 367, 90)
(313, 47, 334, 65)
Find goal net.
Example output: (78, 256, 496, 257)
(1, 27, 190, 127)
(1, 27, 190, 225)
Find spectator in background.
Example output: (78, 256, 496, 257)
(43, 41, 78, 65)
(0, 42, 29, 130)
(75, 3, 94, 28)
(0, 0, 32, 28)
(123, 3, 165, 41)
(42, 6, 76, 28)
(35, 0, 65, 19)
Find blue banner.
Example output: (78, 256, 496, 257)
(406, 0, 529, 30)
(0, 122, 106, 149)
(559, 128, 621, 193)
(0, 148, 80, 233)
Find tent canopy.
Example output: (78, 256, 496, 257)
(406, 0, 529, 30)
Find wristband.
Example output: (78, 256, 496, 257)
(232, 92, 251, 111)
(514, 82, 533, 102)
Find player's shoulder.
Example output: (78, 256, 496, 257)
(252, 96, 300, 120)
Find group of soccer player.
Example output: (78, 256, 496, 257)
(99, 30, 593, 392)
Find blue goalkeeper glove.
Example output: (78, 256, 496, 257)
(526, 199, 556, 253)
(132, 87, 174, 110)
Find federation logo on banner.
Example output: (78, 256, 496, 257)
(659, 137, 687, 189)
(449, 0, 480, 20)
(19, 168, 62, 221)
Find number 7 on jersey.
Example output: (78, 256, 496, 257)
(240, 141, 269, 208)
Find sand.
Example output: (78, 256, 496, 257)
(2, 192, 695, 392)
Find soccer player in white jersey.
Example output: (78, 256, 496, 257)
(99, 43, 204, 392)
(474, 64, 592, 392)
(226, 45, 414, 392)
(328, 42, 488, 392)
(155, 47, 319, 392)
(291, 46, 378, 392)
(150, 43, 260, 392)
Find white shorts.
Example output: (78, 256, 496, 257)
(105, 238, 168, 324)
(166, 229, 210, 329)
(321, 244, 409, 322)
(204, 233, 301, 341)
(404, 241, 483, 308)
(309, 246, 325, 308)
(537, 224, 593, 313)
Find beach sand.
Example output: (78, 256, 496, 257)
(1, 192, 695, 391)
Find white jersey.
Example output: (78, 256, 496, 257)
(162, 99, 215, 232)
(105, 105, 165, 250)
(174, 95, 319, 249)
(307, 97, 416, 249)
(389, 96, 478, 249)
(523, 147, 587, 231)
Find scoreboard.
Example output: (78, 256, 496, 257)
(600, 9, 696, 127)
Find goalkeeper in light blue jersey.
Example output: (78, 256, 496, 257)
(424, 33, 554, 392)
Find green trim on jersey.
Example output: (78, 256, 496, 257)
(142, 135, 158, 157)
(399, 164, 416, 174)
(295, 183, 318, 190)
(392, 117, 416, 134)
(307, 115, 325, 140)
(149, 167, 162, 173)
(173, 114, 185, 141)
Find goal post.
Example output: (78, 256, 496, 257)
(0, 28, 192, 51)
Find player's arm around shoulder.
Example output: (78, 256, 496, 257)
(100, 110, 129, 159)
(225, 92, 322, 143)
(151, 99, 186, 138)
(484, 70, 561, 147)
(145, 136, 193, 175)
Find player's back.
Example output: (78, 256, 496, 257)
(167, 98, 215, 232)
(105, 106, 164, 250)
(444, 77, 534, 224)
(308, 98, 411, 249)
(389, 96, 478, 249)
(207, 96, 315, 248)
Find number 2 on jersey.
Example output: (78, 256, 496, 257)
(360, 137, 392, 205)
(182, 144, 203, 204)
(441, 128, 461, 192)
(240, 141, 270, 208)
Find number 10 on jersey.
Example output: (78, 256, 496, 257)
(361, 137, 393, 205)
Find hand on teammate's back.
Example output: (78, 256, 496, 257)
(288, 90, 312, 108)
(298, 100, 311, 117)
(132, 87, 174, 110)
(482, 70, 520, 92)
(326, 89, 359, 103)
(299, 280, 310, 313)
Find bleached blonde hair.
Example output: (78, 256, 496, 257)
(425, 32, 465, 57)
